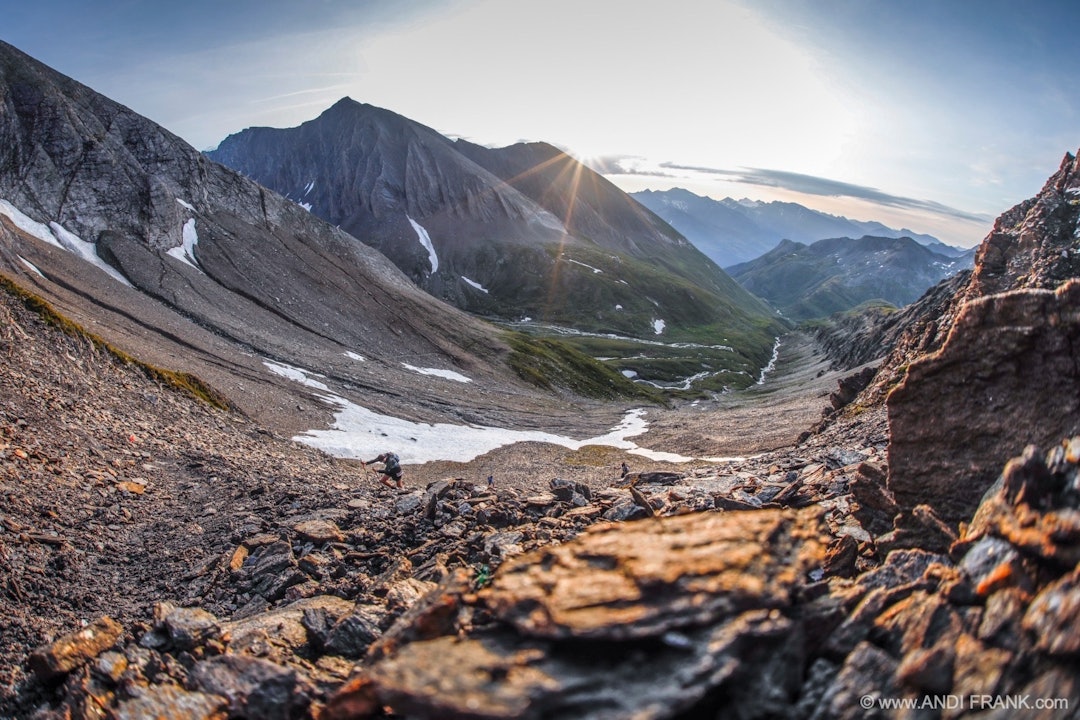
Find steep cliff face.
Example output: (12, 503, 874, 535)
(208, 99, 782, 350)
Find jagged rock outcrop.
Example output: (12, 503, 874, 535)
(888, 280, 1080, 523)
(815, 149, 1080, 406)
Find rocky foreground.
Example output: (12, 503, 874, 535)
(3, 273, 1080, 719)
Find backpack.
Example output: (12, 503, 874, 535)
(384, 453, 400, 471)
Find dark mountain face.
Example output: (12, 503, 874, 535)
(726, 235, 974, 321)
(0, 40, 615, 438)
(207, 100, 782, 353)
(632, 188, 951, 267)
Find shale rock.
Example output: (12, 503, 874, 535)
(888, 280, 1080, 524)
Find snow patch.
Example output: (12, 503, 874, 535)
(296, 403, 696, 464)
(166, 218, 202, 272)
(567, 258, 603, 274)
(402, 363, 472, 383)
(621, 369, 638, 379)
(461, 276, 489, 293)
(407, 216, 438, 273)
(175, 198, 195, 211)
(299, 202, 312, 212)
(263, 359, 330, 392)
(345, 351, 365, 362)
(18, 256, 45, 278)
(652, 319, 666, 335)
(262, 358, 710, 463)
(0, 199, 134, 287)
(615, 304, 623, 310)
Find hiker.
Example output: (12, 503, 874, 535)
(620, 462, 631, 479)
(365, 452, 403, 489)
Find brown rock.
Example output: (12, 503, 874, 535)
(113, 683, 227, 720)
(482, 508, 826, 640)
(28, 616, 124, 681)
(811, 641, 900, 720)
(950, 633, 1012, 703)
(367, 609, 803, 720)
(292, 518, 344, 544)
(188, 655, 315, 720)
(229, 544, 249, 573)
(887, 280, 1080, 525)
(961, 442, 1080, 568)
(822, 534, 858, 578)
(848, 461, 897, 537)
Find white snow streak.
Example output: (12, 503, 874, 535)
(262, 359, 331, 392)
(18, 256, 45, 278)
(175, 198, 195, 211)
(0, 199, 134, 287)
(402, 363, 472, 383)
(461, 276, 489, 293)
(567, 258, 603, 274)
(407, 216, 438, 273)
(303, 181, 315, 196)
(345, 351, 365, 362)
(166, 218, 201, 272)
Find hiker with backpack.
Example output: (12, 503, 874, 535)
(365, 451, 404, 489)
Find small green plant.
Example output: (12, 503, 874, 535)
(473, 564, 491, 590)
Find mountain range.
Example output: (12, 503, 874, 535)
(632, 187, 964, 268)
(726, 235, 975, 321)
(207, 100, 781, 355)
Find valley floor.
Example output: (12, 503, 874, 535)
(405, 331, 870, 493)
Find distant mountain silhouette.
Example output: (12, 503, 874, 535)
(632, 187, 956, 267)
(726, 235, 974, 320)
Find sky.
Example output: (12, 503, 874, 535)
(4, 0, 1079, 248)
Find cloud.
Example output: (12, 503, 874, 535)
(586, 155, 678, 178)
(660, 164, 993, 224)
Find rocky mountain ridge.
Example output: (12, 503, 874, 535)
(207, 99, 784, 362)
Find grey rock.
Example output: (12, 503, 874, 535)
(189, 655, 314, 720)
